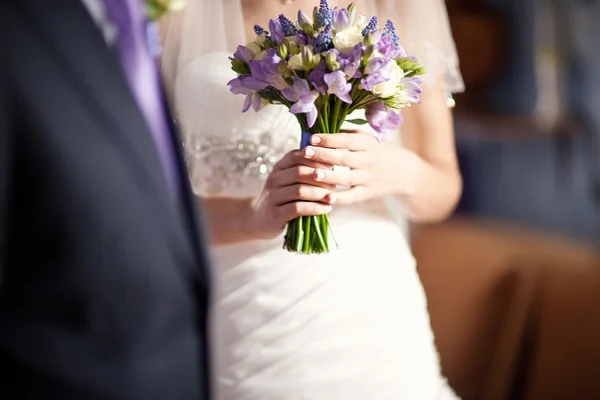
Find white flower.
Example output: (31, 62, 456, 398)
(353, 15, 370, 31)
(254, 33, 268, 47)
(255, 50, 268, 61)
(372, 61, 404, 98)
(246, 41, 263, 58)
(332, 26, 364, 53)
(288, 53, 305, 70)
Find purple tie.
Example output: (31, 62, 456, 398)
(101, 0, 178, 195)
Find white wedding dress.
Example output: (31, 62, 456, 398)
(174, 52, 460, 399)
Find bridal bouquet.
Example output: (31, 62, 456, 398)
(228, 0, 425, 254)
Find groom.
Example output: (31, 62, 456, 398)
(0, 1, 211, 398)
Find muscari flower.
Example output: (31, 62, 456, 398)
(278, 14, 297, 37)
(361, 16, 378, 36)
(324, 70, 352, 104)
(315, 24, 333, 53)
(317, 0, 333, 28)
(383, 20, 400, 47)
(254, 24, 270, 40)
(281, 77, 320, 128)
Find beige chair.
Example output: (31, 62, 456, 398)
(412, 217, 599, 399)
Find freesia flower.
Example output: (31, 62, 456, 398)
(332, 25, 364, 53)
(231, 45, 254, 64)
(227, 76, 263, 113)
(242, 49, 288, 91)
(366, 101, 404, 134)
(281, 77, 320, 127)
(298, 10, 314, 35)
(324, 70, 352, 104)
(361, 57, 391, 92)
(331, 8, 351, 31)
(268, 19, 285, 45)
(336, 43, 363, 78)
(296, 30, 313, 46)
(398, 76, 424, 103)
(376, 36, 405, 59)
(308, 61, 328, 95)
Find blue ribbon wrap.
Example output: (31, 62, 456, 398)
(300, 131, 313, 149)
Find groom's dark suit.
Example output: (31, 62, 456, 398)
(0, 1, 211, 398)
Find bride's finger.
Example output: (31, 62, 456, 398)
(312, 168, 368, 187)
(324, 186, 369, 205)
(273, 166, 336, 189)
(271, 184, 333, 206)
(274, 150, 332, 171)
(275, 201, 333, 224)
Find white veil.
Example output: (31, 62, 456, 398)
(159, 0, 464, 105)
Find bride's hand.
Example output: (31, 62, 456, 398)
(303, 130, 419, 205)
(243, 150, 336, 239)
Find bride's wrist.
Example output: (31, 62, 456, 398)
(236, 197, 260, 239)
(390, 148, 422, 199)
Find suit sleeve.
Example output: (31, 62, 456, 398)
(0, 71, 11, 282)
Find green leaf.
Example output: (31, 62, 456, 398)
(345, 118, 369, 126)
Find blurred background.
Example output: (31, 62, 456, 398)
(411, 1, 600, 398)
(448, 0, 600, 239)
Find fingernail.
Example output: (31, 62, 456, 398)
(304, 147, 315, 157)
(310, 136, 322, 144)
(314, 169, 325, 180)
(328, 195, 337, 204)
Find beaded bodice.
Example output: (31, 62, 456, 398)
(175, 52, 301, 198)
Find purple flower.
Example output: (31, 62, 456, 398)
(315, 24, 334, 52)
(361, 57, 391, 91)
(268, 19, 285, 45)
(383, 20, 400, 47)
(324, 70, 352, 104)
(228, 76, 263, 113)
(331, 8, 351, 31)
(254, 25, 268, 36)
(399, 76, 424, 103)
(376, 36, 405, 59)
(231, 45, 254, 63)
(317, 0, 333, 27)
(278, 14, 297, 36)
(337, 43, 364, 78)
(308, 61, 328, 95)
(361, 16, 378, 36)
(281, 77, 320, 128)
(366, 102, 404, 134)
(243, 49, 288, 91)
(296, 30, 313, 46)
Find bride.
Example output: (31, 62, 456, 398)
(160, 0, 464, 398)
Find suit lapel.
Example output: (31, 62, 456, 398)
(19, 0, 207, 282)
(162, 99, 211, 285)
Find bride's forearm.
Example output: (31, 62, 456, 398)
(394, 153, 462, 223)
(198, 196, 256, 246)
